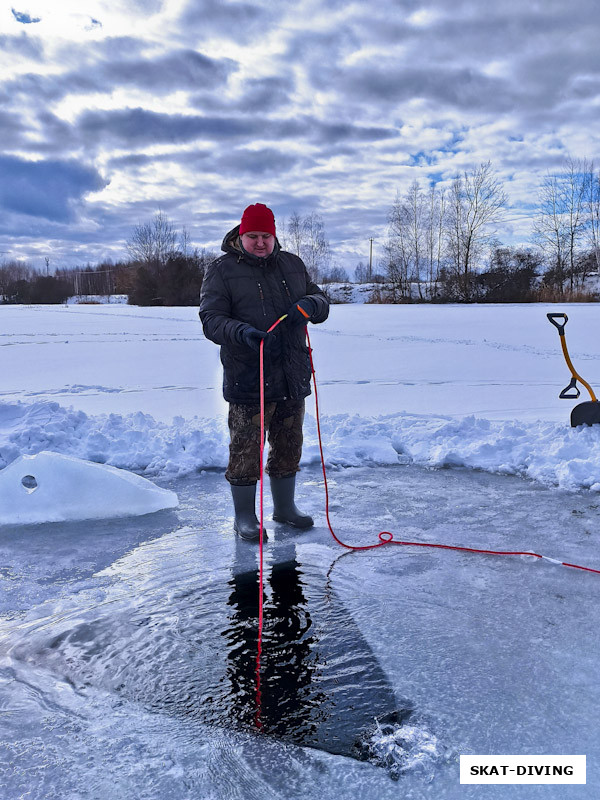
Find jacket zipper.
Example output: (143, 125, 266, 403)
(281, 279, 292, 301)
(257, 282, 267, 317)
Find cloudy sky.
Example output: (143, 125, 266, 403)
(1, 0, 599, 272)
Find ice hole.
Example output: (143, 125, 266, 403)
(21, 475, 38, 492)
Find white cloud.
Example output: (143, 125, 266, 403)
(407, 7, 441, 27)
(1, 0, 600, 270)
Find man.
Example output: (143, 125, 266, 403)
(199, 203, 330, 541)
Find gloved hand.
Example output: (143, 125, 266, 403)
(287, 296, 316, 325)
(237, 325, 271, 352)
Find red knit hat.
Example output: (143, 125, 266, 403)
(239, 203, 276, 236)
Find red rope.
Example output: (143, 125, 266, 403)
(305, 327, 600, 576)
(255, 316, 289, 728)
(255, 331, 265, 730)
(254, 318, 600, 726)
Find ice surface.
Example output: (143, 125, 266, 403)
(1, 303, 599, 796)
(0, 465, 599, 799)
(0, 451, 178, 525)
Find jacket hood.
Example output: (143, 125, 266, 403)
(221, 224, 281, 267)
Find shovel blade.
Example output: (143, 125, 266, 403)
(571, 401, 600, 427)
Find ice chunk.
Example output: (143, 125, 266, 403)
(0, 451, 178, 525)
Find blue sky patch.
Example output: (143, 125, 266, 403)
(11, 8, 41, 24)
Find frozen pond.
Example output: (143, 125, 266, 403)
(1, 463, 599, 799)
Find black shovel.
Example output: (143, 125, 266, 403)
(547, 312, 600, 427)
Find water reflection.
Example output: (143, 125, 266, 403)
(12, 537, 406, 763)
(224, 554, 326, 738)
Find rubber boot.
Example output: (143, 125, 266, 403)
(231, 484, 267, 542)
(270, 475, 314, 529)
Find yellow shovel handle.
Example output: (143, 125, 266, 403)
(559, 335, 597, 402)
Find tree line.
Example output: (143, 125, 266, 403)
(380, 158, 600, 302)
(0, 210, 342, 305)
(1, 156, 599, 305)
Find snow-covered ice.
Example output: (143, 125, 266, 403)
(1, 303, 600, 492)
(1, 301, 599, 798)
(0, 451, 178, 525)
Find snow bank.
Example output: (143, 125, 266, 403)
(0, 451, 178, 525)
(322, 283, 378, 303)
(2, 400, 600, 492)
(0, 401, 228, 477)
(66, 294, 128, 304)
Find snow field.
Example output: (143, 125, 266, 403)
(1, 302, 600, 494)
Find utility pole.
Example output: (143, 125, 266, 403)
(369, 238, 374, 280)
(45, 256, 50, 276)
(0, 252, 5, 301)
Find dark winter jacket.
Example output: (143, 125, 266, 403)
(199, 225, 329, 403)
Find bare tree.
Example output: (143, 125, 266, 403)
(585, 163, 600, 273)
(386, 180, 447, 300)
(446, 162, 507, 301)
(277, 216, 287, 250)
(0, 259, 36, 301)
(534, 157, 589, 294)
(405, 180, 427, 297)
(127, 210, 177, 267)
(301, 212, 331, 282)
(534, 172, 567, 293)
(382, 242, 410, 301)
(0, 259, 35, 283)
(426, 183, 446, 298)
(386, 190, 412, 298)
(282, 211, 330, 281)
(286, 212, 303, 258)
(179, 226, 191, 257)
(321, 265, 349, 283)
(563, 157, 588, 291)
(354, 261, 370, 283)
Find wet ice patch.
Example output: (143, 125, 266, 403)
(6, 546, 408, 769)
(0, 451, 178, 525)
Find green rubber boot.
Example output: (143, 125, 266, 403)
(270, 475, 314, 529)
(231, 484, 267, 542)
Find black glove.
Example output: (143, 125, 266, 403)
(237, 325, 271, 352)
(287, 296, 316, 325)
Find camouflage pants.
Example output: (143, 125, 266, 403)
(225, 398, 305, 486)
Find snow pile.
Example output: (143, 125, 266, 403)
(0, 451, 178, 525)
(2, 400, 600, 492)
(311, 413, 600, 490)
(322, 283, 380, 303)
(0, 401, 228, 477)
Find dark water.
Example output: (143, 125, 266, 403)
(221, 558, 412, 758)
(13, 550, 408, 765)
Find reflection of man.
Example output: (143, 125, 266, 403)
(199, 203, 330, 541)
(222, 546, 403, 757)
(224, 549, 321, 735)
